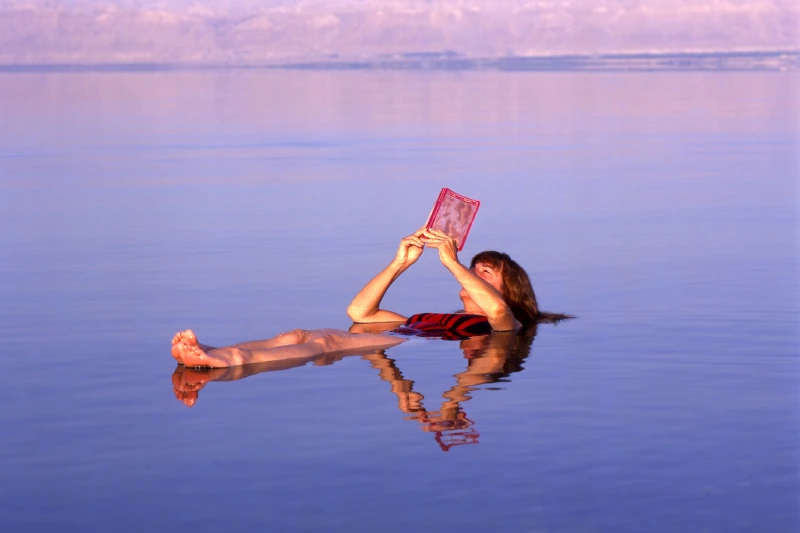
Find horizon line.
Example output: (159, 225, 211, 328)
(1, 49, 797, 73)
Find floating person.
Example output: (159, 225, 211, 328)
(170, 227, 570, 369)
(169, 226, 570, 453)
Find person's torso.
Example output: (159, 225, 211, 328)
(393, 313, 492, 340)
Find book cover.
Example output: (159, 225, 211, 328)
(425, 188, 480, 251)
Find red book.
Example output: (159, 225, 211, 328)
(425, 188, 480, 251)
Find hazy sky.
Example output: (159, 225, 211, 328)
(1, 0, 798, 64)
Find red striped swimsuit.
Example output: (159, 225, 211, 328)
(393, 313, 492, 340)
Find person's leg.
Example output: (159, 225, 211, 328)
(230, 329, 307, 350)
(171, 328, 309, 364)
(171, 328, 405, 368)
(303, 329, 405, 353)
(174, 341, 321, 368)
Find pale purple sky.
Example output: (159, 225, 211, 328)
(1, 0, 797, 64)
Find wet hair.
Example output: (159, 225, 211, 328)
(470, 251, 573, 326)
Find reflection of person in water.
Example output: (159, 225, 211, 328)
(360, 326, 538, 451)
(171, 324, 539, 453)
(169, 227, 569, 450)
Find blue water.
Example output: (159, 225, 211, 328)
(0, 70, 797, 533)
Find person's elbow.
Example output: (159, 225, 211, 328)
(347, 305, 371, 323)
(486, 304, 518, 331)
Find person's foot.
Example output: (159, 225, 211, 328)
(171, 329, 200, 363)
(176, 342, 236, 368)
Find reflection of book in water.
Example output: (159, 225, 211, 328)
(434, 428, 480, 452)
(418, 410, 480, 452)
(425, 188, 480, 251)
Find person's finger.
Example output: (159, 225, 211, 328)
(400, 236, 421, 245)
(401, 237, 424, 247)
(427, 228, 450, 238)
(419, 228, 441, 240)
(424, 229, 455, 245)
(425, 234, 451, 247)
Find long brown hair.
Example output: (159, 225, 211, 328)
(470, 251, 572, 326)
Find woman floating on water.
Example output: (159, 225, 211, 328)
(170, 227, 570, 368)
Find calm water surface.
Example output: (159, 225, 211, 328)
(0, 70, 797, 533)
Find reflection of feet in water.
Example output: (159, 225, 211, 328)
(172, 366, 228, 407)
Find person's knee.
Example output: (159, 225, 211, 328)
(278, 329, 308, 344)
(214, 346, 245, 366)
(307, 329, 345, 350)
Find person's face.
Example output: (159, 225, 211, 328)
(460, 262, 504, 302)
(473, 262, 504, 292)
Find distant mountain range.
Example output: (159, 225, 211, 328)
(1, 0, 798, 67)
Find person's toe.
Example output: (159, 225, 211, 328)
(171, 345, 184, 364)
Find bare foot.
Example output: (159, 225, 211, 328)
(172, 329, 199, 348)
(179, 343, 240, 368)
(171, 329, 200, 363)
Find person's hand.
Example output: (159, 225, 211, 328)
(421, 228, 460, 266)
(394, 227, 426, 267)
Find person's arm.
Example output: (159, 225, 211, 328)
(445, 260, 519, 330)
(348, 322, 402, 334)
(346, 228, 426, 323)
(424, 229, 521, 331)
